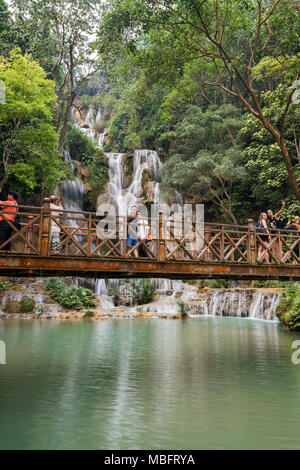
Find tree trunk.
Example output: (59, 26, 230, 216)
(58, 98, 73, 151)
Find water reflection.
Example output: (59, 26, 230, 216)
(0, 318, 299, 449)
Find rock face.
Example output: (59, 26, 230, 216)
(72, 160, 91, 193)
(141, 169, 156, 203)
(0, 277, 283, 322)
(0, 278, 66, 315)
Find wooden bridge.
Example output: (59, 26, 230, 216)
(0, 199, 300, 280)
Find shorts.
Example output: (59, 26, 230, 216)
(126, 237, 138, 247)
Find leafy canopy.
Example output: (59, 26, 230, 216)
(0, 48, 68, 193)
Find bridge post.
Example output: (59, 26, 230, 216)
(248, 219, 256, 264)
(25, 215, 34, 253)
(40, 198, 51, 256)
(122, 216, 127, 257)
(220, 225, 225, 261)
(158, 211, 166, 261)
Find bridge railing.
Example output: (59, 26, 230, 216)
(0, 200, 299, 266)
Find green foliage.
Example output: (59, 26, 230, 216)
(276, 286, 300, 332)
(251, 280, 291, 288)
(0, 0, 11, 55)
(83, 310, 95, 318)
(123, 132, 141, 152)
(66, 122, 109, 205)
(163, 104, 245, 222)
(177, 299, 188, 318)
(20, 295, 35, 313)
(206, 279, 233, 289)
(97, 0, 300, 216)
(66, 123, 95, 165)
(186, 279, 234, 289)
(88, 149, 109, 205)
(131, 279, 156, 305)
(0, 280, 10, 294)
(252, 54, 300, 85)
(46, 278, 95, 311)
(0, 48, 68, 193)
(35, 305, 44, 315)
(10, 0, 102, 149)
(108, 287, 120, 306)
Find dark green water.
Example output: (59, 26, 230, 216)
(0, 317, 299, 450)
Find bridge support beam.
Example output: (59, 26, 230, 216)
(248, 219, 256, 265)
(158, 211, 166, 262)
(0, 254, 299, 280)
(40, 198, 51, 256)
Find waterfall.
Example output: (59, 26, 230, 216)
(80, 127, 96, 140)
(62, 150, 86, 239)
(95, 108, 102, 127)
(107, 149, 163, 215)
(206, 289, 281, 320)
(249, 292, 282, 321)
(95, 279, 107, 295)
(175, 190, 183, 206)
(98, 128, 108, 149)
(154, 183, 160, 204)
(66, 105, 281, 322)
(62, 151, 85, 211)
(86, 108, 95, 128)
(152, 279, 184, 295)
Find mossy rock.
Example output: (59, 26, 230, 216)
(20, 296, 35, 313)
(5, 301, 21, 314)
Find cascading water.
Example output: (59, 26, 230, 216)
(62, 151, 85, 212)
(106, 149, 163, 215)
(62, 151, 86, 239)
(98, 128, 108, 149)
(206, 289, 281, 320)
(86, 108, 95, 128)
(95, 108, 102, 127)
(66, 105, 282, 321)
(248, 292, 282, 320)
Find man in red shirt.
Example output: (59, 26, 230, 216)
(0, 190, 19, 251)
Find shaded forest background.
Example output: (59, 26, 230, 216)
(0, 0, 299, 224)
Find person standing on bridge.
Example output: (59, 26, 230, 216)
(49, 195, 64, 253)
(126, 205, 138, 256)
(0, 190, 19, 251)
(136, 210, 149, 257)
(256, 212, 270, 263)
(267, 200, 285, 260)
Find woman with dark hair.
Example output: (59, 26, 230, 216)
(256, 212, 270, 263)
(0, 191, 19, 251)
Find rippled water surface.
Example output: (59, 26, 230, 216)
(0, 317, 300, 450)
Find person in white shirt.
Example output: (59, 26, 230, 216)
(136, 210, 149, 257)
(49, 195, 64, 253)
